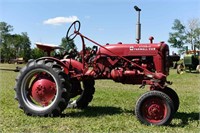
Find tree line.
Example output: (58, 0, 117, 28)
(0, 22, 32, 62)
(0, 18, 200, 63)
(0, 22, 77, 63)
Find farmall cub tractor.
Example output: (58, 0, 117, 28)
(14, 6, 179, 126)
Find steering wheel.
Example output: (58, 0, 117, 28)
(66, 20, 81, 41)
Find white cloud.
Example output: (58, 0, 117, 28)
(43, 16, 79, 25)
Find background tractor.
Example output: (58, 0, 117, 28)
(14, 6, 179, 126)
(169, 52, 180, 69)
(177, 48, 200, 74)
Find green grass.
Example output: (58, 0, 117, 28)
(0, 64, 200, 132)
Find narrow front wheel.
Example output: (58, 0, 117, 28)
(135, 90, 174, 126)
(160, 87, 179, 113)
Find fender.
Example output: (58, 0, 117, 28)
(36, 57, 70, 74)
(61, 59, 83, 74)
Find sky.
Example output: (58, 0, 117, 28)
(0, 0, 200, 53)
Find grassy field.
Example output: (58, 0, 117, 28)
(0, 63, 200, 132)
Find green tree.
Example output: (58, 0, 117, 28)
(0, 22, 31, 62)
(0, 34, 17, 62)
(168, 19, 200, 54)
(0, 22, 14, 62)
(168, 19, 187, 53)
(11, 34, 23, 58)
(18, 32, 31, 61)
(0, 22, 13, 37)
(60, 37, 77, 52)
(30, 47, 45, 59)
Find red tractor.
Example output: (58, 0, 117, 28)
(14, 6, 179, 126)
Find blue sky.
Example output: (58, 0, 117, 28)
(0, 0, 200, 53)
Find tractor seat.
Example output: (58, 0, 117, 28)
(35, 42, 64, 56)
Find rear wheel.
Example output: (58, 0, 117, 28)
(14, 59, 70, 116)
(135, 90, 174, 125)
(68, 78, 95, 109)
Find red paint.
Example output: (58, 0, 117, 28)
(35, 22, 170, 89)
(36, 43, 63, 56)
(142, 97, 167, 124)
(31, 77, 56, 106)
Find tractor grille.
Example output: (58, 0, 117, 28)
(184, 54, 193, 66)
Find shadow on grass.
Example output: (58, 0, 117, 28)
(0, 67, 20, 72)
(171, 112, 200, 127)
(61, 106, 133, 118)
(62, 107, 199, 127)
(184, 70, 200, 74)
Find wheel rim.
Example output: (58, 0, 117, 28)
(196, 65, 200, 73)
(21, 68, 59, 112)
(141, 97, 167, 124)
(177, 65, 184, 74)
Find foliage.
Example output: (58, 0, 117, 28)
(0, 22, 14, 62)
(168, 18, 200, 54)
(17, 32, 32, 61)
(60, 37, 77, 52)
(30, 47, 46, 59)
(168, 19, 186, 50)
(0, 22, 31, 62)
(0, 21, 80, 62)
(0, 22, 13, 36)
(0, 64, 199, 132)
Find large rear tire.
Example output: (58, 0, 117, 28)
(14, 59, 70, 116)
(68, 78, 95, 109)
(135, 90, 174, 126)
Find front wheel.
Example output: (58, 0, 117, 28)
(177, 64, 184, 74)
(14, 59, 70, 116)
(135, 91, 174, 126)
(160, 87, 179, 113)
(196, 65, 200, 73)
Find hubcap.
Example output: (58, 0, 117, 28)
(31, 78, 56, 106)
(142, 98, 167, 123)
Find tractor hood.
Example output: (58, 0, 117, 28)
(97, 42, 169, 56)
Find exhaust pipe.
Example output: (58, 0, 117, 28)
(134, 6, 141, 44)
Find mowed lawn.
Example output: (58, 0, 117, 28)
(0, 63, 199, 132)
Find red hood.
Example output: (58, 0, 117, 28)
(97, 43, 168, 56)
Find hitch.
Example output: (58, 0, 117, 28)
(0, 66, 21, 72)
(139, 81, 146, 89)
